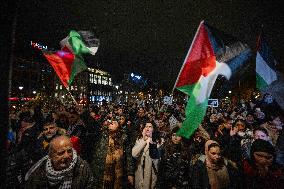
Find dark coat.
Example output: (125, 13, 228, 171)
(24, 156, 93, 189)
(90, 129, 134, 188)
(158, 142, 190, 189)
(191, 156, 243, 189)
(243, 159, 284, 189)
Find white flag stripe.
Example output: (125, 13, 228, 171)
(196, 61, 232, 104)
(256, 52, 277, 85)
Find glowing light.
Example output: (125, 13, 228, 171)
(30, 41, 48, 50)
(19, 86, 23, 90)
(229, 91, 231, 94)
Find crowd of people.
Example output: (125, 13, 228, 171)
(4, 92, 284, 188)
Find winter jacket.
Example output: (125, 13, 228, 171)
(90, 130, 134, 188)
(158, 143, 190, 189)
(243, 159, 284, 189)
(132, 139, 161, 189)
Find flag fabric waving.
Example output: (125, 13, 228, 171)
(44, 30, 98, 88)
(44, 50, 87, 88)
(256, 33, 277, 90)
(174, 21, 251, 138)
(60, 30, 99, 55)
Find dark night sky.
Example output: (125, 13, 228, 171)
(15, 0, 284, 88)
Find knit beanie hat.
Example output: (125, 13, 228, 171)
(251, 139, 275, 156)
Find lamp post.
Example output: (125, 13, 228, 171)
(18, 86, 24, 106)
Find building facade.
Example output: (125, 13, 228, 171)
(54, 68, 113, 105)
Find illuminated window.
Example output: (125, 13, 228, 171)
(109, 78, 112, 86)
(98, 75, 101, 84)
(89, 74, 94, 83)
(102, 76, 107, 85)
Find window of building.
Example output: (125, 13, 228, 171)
(94, 75, 97, 84)
(109, 78, 112, 86)
(89, 74, 93, 83)
(98, 75, 101, 84)
(102, 76, 107, 85)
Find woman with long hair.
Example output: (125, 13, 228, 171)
(132, 120, 163, 189)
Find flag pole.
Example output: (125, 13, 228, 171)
(171, 20, 205, 95)
(66, 88, 78, 105)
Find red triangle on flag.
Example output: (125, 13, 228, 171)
(175, 22, 216, 88)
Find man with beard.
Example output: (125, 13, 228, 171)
(25, 136, 94, 188)
(34, 121, 65, 161)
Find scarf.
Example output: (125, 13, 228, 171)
(204, 140, 230, 189)
(25, 149, 78, 189)
(102, 135, 124, 189)
(46, 149, 78, 189)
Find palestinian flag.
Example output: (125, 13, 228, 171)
(256, 33, 277, 90)
(44, 50, 87, 88)
(43, 30, 98, 88)
(60, 30, 99, 56)
(174, 21, 251, 138)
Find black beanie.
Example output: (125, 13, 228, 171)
(251, 139, 275, 156)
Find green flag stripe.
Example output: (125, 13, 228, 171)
(68, 56, 87, 86)
(176, 83, 208, 138)
(256, 72, 268, 90)
(68, 30, 91, 55)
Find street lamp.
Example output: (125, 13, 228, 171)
(19, 86, 23, 90)
(33, 90, 36, 94)
(229, 91, 232, 94)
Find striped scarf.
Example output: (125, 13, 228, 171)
(25, 149, 77, 189)
(46, 150, 78, 189)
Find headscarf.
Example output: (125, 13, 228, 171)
(205, 140, 223, 170)
(205, 140, 230, 189)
